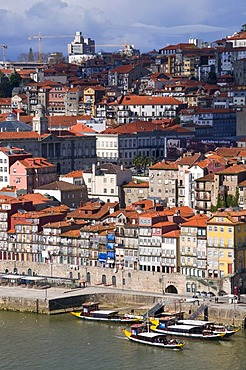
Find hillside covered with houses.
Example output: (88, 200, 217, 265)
(1, 25, 246, 295)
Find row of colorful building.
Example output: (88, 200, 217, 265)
(0, 192, 246, 286)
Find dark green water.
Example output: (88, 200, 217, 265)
(0, 311, 245, 370)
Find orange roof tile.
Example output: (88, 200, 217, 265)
(163, 230, 180, 238)
(196, 173, 215, 182)
(215, 147, 241, 157)
(123, 181, 149, 188)
(61, 170, 83, 178)
(181, 217, 208, 227)
(119, 95, 183, 106)
(150, 161, 178, 170)
(216, 164, 246, 175)
(178, 153, 202, 166)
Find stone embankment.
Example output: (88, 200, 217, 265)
(0, 285, 245, 328)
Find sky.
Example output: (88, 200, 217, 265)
(1, 0, 246, 61)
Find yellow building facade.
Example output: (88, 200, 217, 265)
(207, 213, 246, 278)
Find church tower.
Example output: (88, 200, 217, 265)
(32, 104, 48, 135)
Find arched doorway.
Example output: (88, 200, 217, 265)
(102, 274, 106, 284)
(86, 272, 91, 283)
(112, 275, 116, 286)
(28, 268, 32, 276)
(13, 267, 18, 274)
(165, 285, 178, 294)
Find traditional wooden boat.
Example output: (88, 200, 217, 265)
(176, 319, 240, 337)
(122, 323, 185, 349)
(71, 302, 140, 324)
(150, 321, 226, 340)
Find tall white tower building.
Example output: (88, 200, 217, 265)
(68, 31, 95, 63)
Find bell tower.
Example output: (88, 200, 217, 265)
(32, 104, 48, 135)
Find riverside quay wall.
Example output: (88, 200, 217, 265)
(0, 261, 233, 295)
(0, 261, 193, 295)
(0, 289, 245, 328)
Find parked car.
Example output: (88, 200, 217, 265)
(207, 292, 215, 298)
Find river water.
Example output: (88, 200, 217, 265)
(0, 311, 245, 370)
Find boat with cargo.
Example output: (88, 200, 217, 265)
(71, 302, 140, 324)
(150, 320, 226, 340)
(177, 319, 240, 337)
(122, 323, 185, 349)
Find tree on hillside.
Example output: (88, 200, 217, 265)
(0, 72, 22, 97)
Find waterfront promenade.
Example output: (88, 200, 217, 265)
(0, 283, 246, 324)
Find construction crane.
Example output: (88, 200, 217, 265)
(0, 44, 7, 64)
(28, 33, 73, 62)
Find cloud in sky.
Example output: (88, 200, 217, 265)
(0, 0, 246, 60)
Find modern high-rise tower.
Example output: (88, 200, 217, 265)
(68, 31, 95, 63)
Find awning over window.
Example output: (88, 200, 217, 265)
(98, 253, 107, 262)
(107, 233, 115, 241)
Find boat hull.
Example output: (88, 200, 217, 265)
(151, 326, 225, 340)
(70, 312, 138, 324)
(122, 329, 184, 349)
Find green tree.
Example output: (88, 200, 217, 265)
(0, 72, 22, 98)
(231, 187, 239, 207)
(210, 204, 217, 212)
(226, 194, 233, 208)
(216, 193, 226, 209)
(9, 72, 22, 90)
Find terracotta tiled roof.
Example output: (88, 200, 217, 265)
(0, 132, 40, 140)
(48, 115, 90, 128)
(18, 157, 55, 169)
(110, 64, 135, 73)
(195, 173, 215, 182)
(123, 181, 149, 188)
(119, 95, 183, 106)
(238, 150, 246, 157)
(215, 147, 242, 157)
(126, 199, 155, 211)
(181, 215, 208, 227)
(228, 31, 246, 40)
(150, 161, 178, 170)
(37, 181, 85, 191)
(61, 229, 81, 237)
(164, 206, 194, 218)
(160, 43, 197, 51)
(67, 201, 119, 221)
(208, 212, 242, 225)
(239, 180, 246, 187)
(70, 123, 96, 133)
(216, 164, 246, 175)
(17, 193, 51, 205)
(0, 97, 11, 105)
(195, 159, 211, 169)
(61, 170, 83, 178)
(178, 153, 202, 166)
(163, 230, 180, 238)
